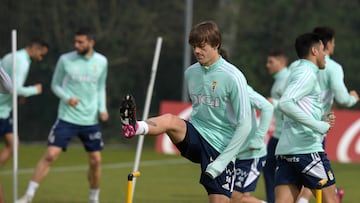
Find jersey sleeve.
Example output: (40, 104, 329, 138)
(329, 64, 357, 107)
(97, 59, 108, 113)
(205, 72, 252, 179)
(15, 59, 38, 97)
(278, 68, 330, 134)
(248, 86, 274, 149)
(51, 56, 71, 102)
(0, 64, 12, 93)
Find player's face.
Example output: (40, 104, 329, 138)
(266, 56, 282, 75)
(327, 38, 335, 55)
(316, 41, 326, 69)
(74, 35, 94, 56)
(192, 42, 219, 66)
(30, 46, 48, 62)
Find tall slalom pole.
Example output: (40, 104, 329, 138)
(11, 29, 19, 202)
(127, 37, 162, 203)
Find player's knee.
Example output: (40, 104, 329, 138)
(89, 154, 101, 167)
(43, 151, 60, 163)
(163, 113, 183, 128)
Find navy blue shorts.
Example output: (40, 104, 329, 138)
(233, 156, 266, 193)
(0, 116, 12, 136)
(175, 120, 235, 198)
(48, 119, 104, 152)
(275, 152, 336, 190)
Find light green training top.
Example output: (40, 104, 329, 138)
(276, 59, 330, 155)
(270, 68, 290, 139)
(0, 49, 39, 118)
(236, 86, 274, 159)
(185, 57, 252, 178)
(318, 55, 357, 113)
(51, 51, 108, 125)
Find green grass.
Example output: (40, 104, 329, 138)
(0, 144, 359, 203)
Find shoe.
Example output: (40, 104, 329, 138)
(336, 188, 344, 203)
(15, 194, 33, 203)
(89, 200, 99, 203)
(119, 94, 137, 138)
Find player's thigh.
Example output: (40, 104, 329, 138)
(322, 184, 337, 203)
(157, 113, 187, 143)
(42, 146, 63, 162)
(3, 133, 15, 147)
(275, 184, 298, 203)
(231, 191, 247, 202)
(209, 193, 230, 203)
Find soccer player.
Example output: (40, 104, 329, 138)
(296, 26, 359, 203)
(0, 64, 12, 203)
(275, 33, 337, 203)
(16, 27, 108, 203)
(0, 39, 48, 168)
(263, 50, 289, 203)
(120, 21, 252, 203)
(232, 86, 273, 203)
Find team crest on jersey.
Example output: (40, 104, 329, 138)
(212, 81, 217, 92)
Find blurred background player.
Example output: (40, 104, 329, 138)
(120, 21, 252, 203)
(275, 33, 337, 203)
(296, 26, 359, 203)
(16, 27, 108, 203)
(0, 64, 12, 203)
(232, 86, 273, 203)
(0, 38, 48, 168)
(263, 50, 289, 203)
(219, 48, 272, 203)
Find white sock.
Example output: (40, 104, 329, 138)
(25, 181, 39, 197)
(297, 197, 309, 203)
(261, 201, 267, 203)
(89, 188, 100, 201)
(136, 121, 149, 135)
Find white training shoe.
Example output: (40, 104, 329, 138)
(89, 200, 99, 203)
(15, 194, 33, 203)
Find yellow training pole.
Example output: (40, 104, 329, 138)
(316, 179, 328, 203)
(126, 171, 141, 203)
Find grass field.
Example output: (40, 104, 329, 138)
(0, 144, 359, 203)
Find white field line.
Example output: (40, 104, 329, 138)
(0, 158, 189, 176)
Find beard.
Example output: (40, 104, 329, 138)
(77, 47, 90, 56)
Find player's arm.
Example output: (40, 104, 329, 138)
(205, 73, 252, 179)
(15, 60, 39, 97)
(51, 56, 71, 102)
(97, 59, 108, 114)
(0, 64, 12, 93)
(330, 65, 358, 107)
(97, 59, 108, 121)
(248, 86, 274, 150)
(278, 69, 330, 134)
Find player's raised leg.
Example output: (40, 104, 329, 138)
(119, 94, 187, 143)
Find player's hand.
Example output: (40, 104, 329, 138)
(68, 98, 80, 107)
(35, 83, 42, 94)
(267, 97, 273, 104)
(323, 112, 335, 128)
(349, 90, 359, 102)
(99, 112, 109, 122)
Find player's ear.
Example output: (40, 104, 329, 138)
(310, 46, 317, 56)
